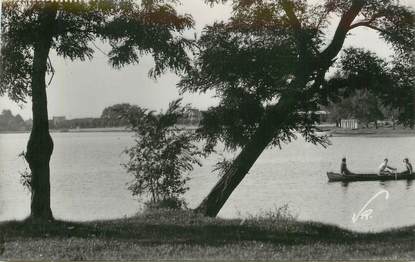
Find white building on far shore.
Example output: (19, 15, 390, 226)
(340, 119, 359, 129)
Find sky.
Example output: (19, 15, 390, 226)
(0, 0, 414, 120)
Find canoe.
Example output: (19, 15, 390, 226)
(327, 171, 414, 182)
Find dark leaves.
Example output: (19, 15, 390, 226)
(119, 99, 204, 202)
(0, 37, 33, 103)
(180, 0, 414, 154)
(326, 47, 414, 127)
(1, 0, 194, 102)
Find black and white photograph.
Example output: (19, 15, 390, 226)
(0, 0, 414, 260)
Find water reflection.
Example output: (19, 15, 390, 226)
(379, 181, 391, 189)
(341, 181, 349, 188)
(406, 179, 413, 189)
(338, 179, 414, 191)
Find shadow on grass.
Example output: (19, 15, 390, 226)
(1, 209, 414, 247)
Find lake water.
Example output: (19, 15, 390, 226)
(1, 132, 415, 232)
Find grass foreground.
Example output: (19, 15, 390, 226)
(1, 209, 415, 260)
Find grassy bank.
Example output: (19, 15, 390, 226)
(1, 209, 415, 260)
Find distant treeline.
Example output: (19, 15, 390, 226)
(0, 110, 29, 132)
(0, 104, 203, 132)
(323, 89, 402, 128)
(50, 117, 128, 129)
(51, 104, 203, 129)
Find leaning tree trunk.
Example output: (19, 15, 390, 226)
(195, 95, 296, 217)
(195, 0, 365, 217)
(25, 7, 56, 221)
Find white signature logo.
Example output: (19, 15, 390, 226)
(352, 189, 390, 223)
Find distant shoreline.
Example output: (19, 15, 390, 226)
(328, 127, 415, 138)
(1, 126, 415, 137)
(0, 127, 129, 134)
(0, 125, 200, 134)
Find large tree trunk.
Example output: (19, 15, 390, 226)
(25, 7, 56, 221)
(195, 0, 365, 218)
(195, 96, 295, 217)
(195, 45, 312, 217)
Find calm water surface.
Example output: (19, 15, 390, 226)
(1, 132, 414, 232)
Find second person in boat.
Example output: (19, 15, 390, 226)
(378, 158, 397, 175)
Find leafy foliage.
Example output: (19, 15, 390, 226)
(120, 99, 204, 205)
(100, 103, 132, 126)
(325, 48, 414, 127)
(325, 90, 385, 126)
(387, 53, 415, 127)
(1, 0, 195, 219)
(101, 103, 134, 120)
(0, 0, 194, 103)
(186, 19, 323, 151)
(212, 155, 234, 178)
(180, 0, 414, 153)
(18, 151, 32, 193)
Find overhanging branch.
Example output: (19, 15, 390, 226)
(349, 12, 386, 31)
(319, 0, 366, 66)
(280, 0, 314, 65)
(349, 22, 389, 35)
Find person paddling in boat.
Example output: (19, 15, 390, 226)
(403, 158, 413, 175)
(340, 157, 352, 176)
(378, 158, 397, 175)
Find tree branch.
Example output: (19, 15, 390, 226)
(280, 0, 301, 31)
(349, 12, 385, 30)
(349, 21, 371, 30)
(349, 22, 389, 35)
(280, 0, 312, 63)
(319, 0, 366, 66)
(91, 41, 108, 57)
(47, 56, 55, 86)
